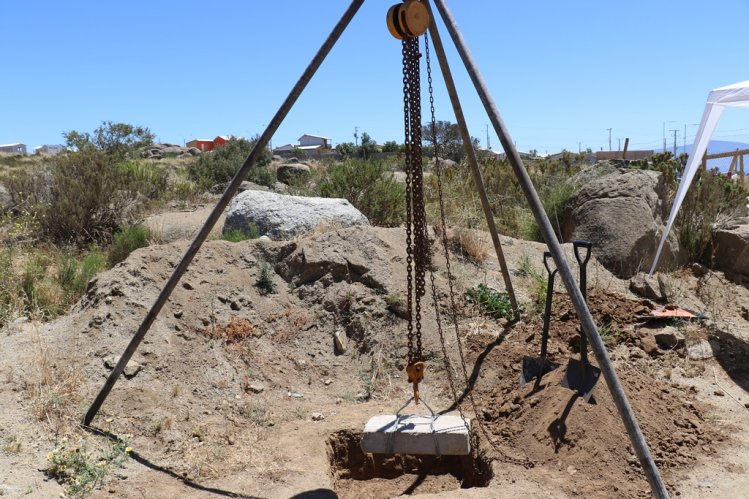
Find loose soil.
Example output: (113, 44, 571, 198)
(0, 222, 747, 498)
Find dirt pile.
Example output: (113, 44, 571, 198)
(0, 224, 747, 498)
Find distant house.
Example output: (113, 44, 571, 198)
(34, 144, 65, 155)
(273, 134, 331, 155)
(298, 134, 330, 149)
(186, 139, 214, 152)
(213, 135, 243, 148)
(0, 143, 27, 155)
(273, 143, 297, 153)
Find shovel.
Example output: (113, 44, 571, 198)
(520, 251, 560, 387)
(561, 240, 601, 402)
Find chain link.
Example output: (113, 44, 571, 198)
(402, 33, 429, 364)
(402, 36, 415, 364)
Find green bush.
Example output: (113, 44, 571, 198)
(5, 150, 161, 245)
(221, 225, 259, 242)
(108, 225, 151, 266)
(464, 284, 516, 320)
(255, 261, 276, 295)
(187, 137, 272, 189)
(59, 250, 107, 297)
(118, 160, 169, 198)
(677, 168, 747, 262)
(314, 159, 405, 227)
(520, 178, 576, 243)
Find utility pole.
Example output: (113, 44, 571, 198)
(607, 128, 612, 151)
(670, 129, 679, 156)
(353, 126, 359, 147)
(578, 141, 582, 153)
(486, 124, 491, 150)
(662, 121, 666, 151)
(617, 137, 621, 151)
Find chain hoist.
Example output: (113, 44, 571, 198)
(389, 0, 430, 404)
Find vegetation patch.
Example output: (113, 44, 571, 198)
(108, 225, 151, 267)
(47, 436, 131, 498)
(465, 284, 516, 321)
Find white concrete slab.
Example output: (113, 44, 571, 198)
(360, 414, 471, 455)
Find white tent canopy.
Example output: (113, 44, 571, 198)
(649, 80, 749, 276)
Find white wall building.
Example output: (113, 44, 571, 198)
(298, 134, 330, 149)
(34, 144, 66, 155)
(0, 143, 27, 154)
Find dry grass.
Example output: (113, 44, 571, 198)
(26, 332, 84, 435)
(269, 309, 312, 343)
(451, 228, 489, 264)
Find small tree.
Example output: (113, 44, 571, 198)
(421, 120, 479, 162)
(382, 140, 400, 153)
(358, 132, 378, 159)
(63, 121, 155, 160)
(336, 142, 356, 156)
(187, 137, 272, 189)
(316, 159, 405, 226)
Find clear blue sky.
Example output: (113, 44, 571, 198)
(2, 1, 748, 155)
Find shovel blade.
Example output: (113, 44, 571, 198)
(520, 357, 560, 387)
(561, 359, 601, 402)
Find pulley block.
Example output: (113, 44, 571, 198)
(387, 0, 429, 40)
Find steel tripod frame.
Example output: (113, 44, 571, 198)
(82, 2, 669, 497)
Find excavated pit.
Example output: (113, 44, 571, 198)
(328, 429, 493, 497)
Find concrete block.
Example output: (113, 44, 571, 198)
(360, 414, 471, 456)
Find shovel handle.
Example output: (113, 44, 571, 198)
(573, 241, 592, 363)
(572, 240, 592, 267)
(543, 251, 556, 276)
(540, 251, 557, 360)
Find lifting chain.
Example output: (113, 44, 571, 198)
(402, 30, 429, 404)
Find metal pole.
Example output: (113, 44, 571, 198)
(431, 1, 669, 497)
(83, 0, 366, 426)
(425, 5, 519, 317)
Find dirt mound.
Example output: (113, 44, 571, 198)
(0, 224, 747, 497)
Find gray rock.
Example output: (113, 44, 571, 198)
(654, 326, 685, 349)
(272, 181, 288, 193)
(311, 412, 325, 421)
(427, 157, 458, 169)
(629, 273, 663, 301)
(686, 339, 719, 360)
(104, 356, 142, 379)
(711, 218, 749, 277)
(277, 163, 311, 184)
(223, 190, 369, 240)
(276, 227, 390, 292)
(691, 262, 709, 277)
(247, 382, 266, 394)
(209, 180, 269, 195)
(333, 330, 347, 354)
(563, 168, 685, 278)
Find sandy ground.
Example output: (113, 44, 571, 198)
(1, 213, 748, 499)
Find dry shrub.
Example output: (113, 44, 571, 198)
(271, 309, 312, 343)
(203, 317, 258, 344)
(451, 228, 489, 263)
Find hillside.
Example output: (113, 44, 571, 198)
(0, 214, 747, 498)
